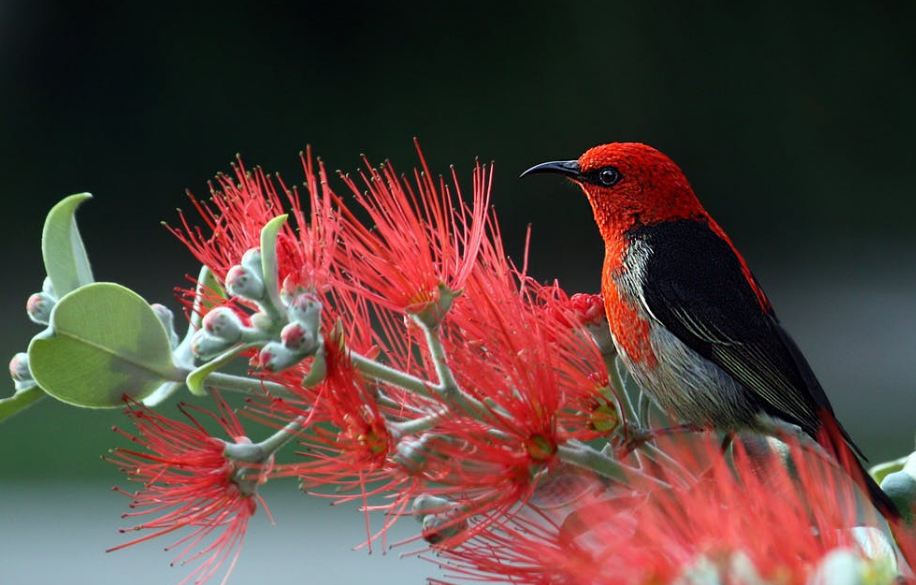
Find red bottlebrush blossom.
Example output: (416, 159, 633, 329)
(168, 148, 339, 291)
(431, 432, 890, 585)
(107, 396, 269, 585)
(335, 140, 491, 315)
(389, 231, 615, 539)
(283, 338, 393, 488)
(267, 335, 418, 551)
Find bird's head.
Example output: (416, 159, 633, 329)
(522, 142, 706, 236)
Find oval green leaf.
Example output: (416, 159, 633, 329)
(0, 386, 46, 421)
(28, 283, 186, 408)
(42, 193, 95, 297)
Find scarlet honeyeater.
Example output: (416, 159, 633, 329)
(522, 143, 909, 534)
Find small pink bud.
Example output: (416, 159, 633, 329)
(280, 322, 307, 351)
(9, 352, 33, 391)
(226, 265, 265, 301)
(26, 292, 55, 325)
(254, 341, 301, 372)
(421, 510, 468, 546)
(190, 329, 234, 359)
(287, 292, 322, 326)
(201, 307, 244, 342)
(568, 293, 606, 326)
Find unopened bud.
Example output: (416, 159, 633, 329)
(240, 247, 262, 273)
(249, 311, 275, 332)
(254, 341, 302, 372)
(26, 292, 55, 325)
(421, 511, 468, 546)
(190, 329, 235, 360)
(281, 322, 320, 355)
(150, 303, 180, 348)
(202, 307, 245, 343)
(569, 293, 605, 325)
(288, 292, 322, 328)
(881, 468, 916, 524)
(411, 494, 452, 520)
(41, 276, 56, 297)
(395, 437, 432, 474)
(9, 352, 34, 392)
(226, 265, 265, 301)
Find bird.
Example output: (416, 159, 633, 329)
(521, 142, 905, 526)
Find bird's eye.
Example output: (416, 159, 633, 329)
(598, 167, 621, 187)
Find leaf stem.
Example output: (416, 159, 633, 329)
(203, 372, 294, 397)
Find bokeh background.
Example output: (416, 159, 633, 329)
(1, 1, 914, 583)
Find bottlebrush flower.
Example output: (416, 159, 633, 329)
(335, 140, 491, 317)
(107, 395, 270, 585)
(430, 432, 898, 585)
(283, 337, 393, 486)
(169, 148, 340, 292)
(391, 233, 615, 541)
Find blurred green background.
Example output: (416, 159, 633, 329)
(1, 1, 914, 583)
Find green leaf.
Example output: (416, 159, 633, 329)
(0, 387, 46, 421)
(28, 283, 186, 408)
(42, 193, 95, 297)
(260, 214, 288, 315)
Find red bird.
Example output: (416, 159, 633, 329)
(522, 142, 901, 522)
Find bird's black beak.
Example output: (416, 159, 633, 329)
(520, 159, 581, 180)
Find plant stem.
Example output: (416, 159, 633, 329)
(349, 351, 437, 401)
(204, 372, 294, 397)
(390, 407, 452, 436)
(557, 440, 669, 488)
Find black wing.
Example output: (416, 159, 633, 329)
(632, 219, 857, 450)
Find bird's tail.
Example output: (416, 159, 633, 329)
(819, 413, 916, 574)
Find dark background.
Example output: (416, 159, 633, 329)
(1, 2, 914, 582)
(1, 0, 914, 480)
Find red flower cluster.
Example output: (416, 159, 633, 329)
(107, 396, 269, 585)
(431, 432, 889, 585)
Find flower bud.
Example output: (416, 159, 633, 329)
(190, 329, 235, 360)
(226, 265, 265, 301)
(254, 341, 303, 372)
(421, 510, 468, 546)
(881, 468, 916, 524)
(26, 292, 55, 325)
(569, 293, 605, 326)
(201, 307, 245, 343)
(287, 292, 322, 328)
(9, 352, 35, 392)
(395, 437, 432, 474)
(41, 276, 56, 297)
(411, 494, 453, 520)
(240, 247, 262, 274)
(280, 322, 319, 355)
(249, 311, 275, 332)
(150, 303, 180, 349)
